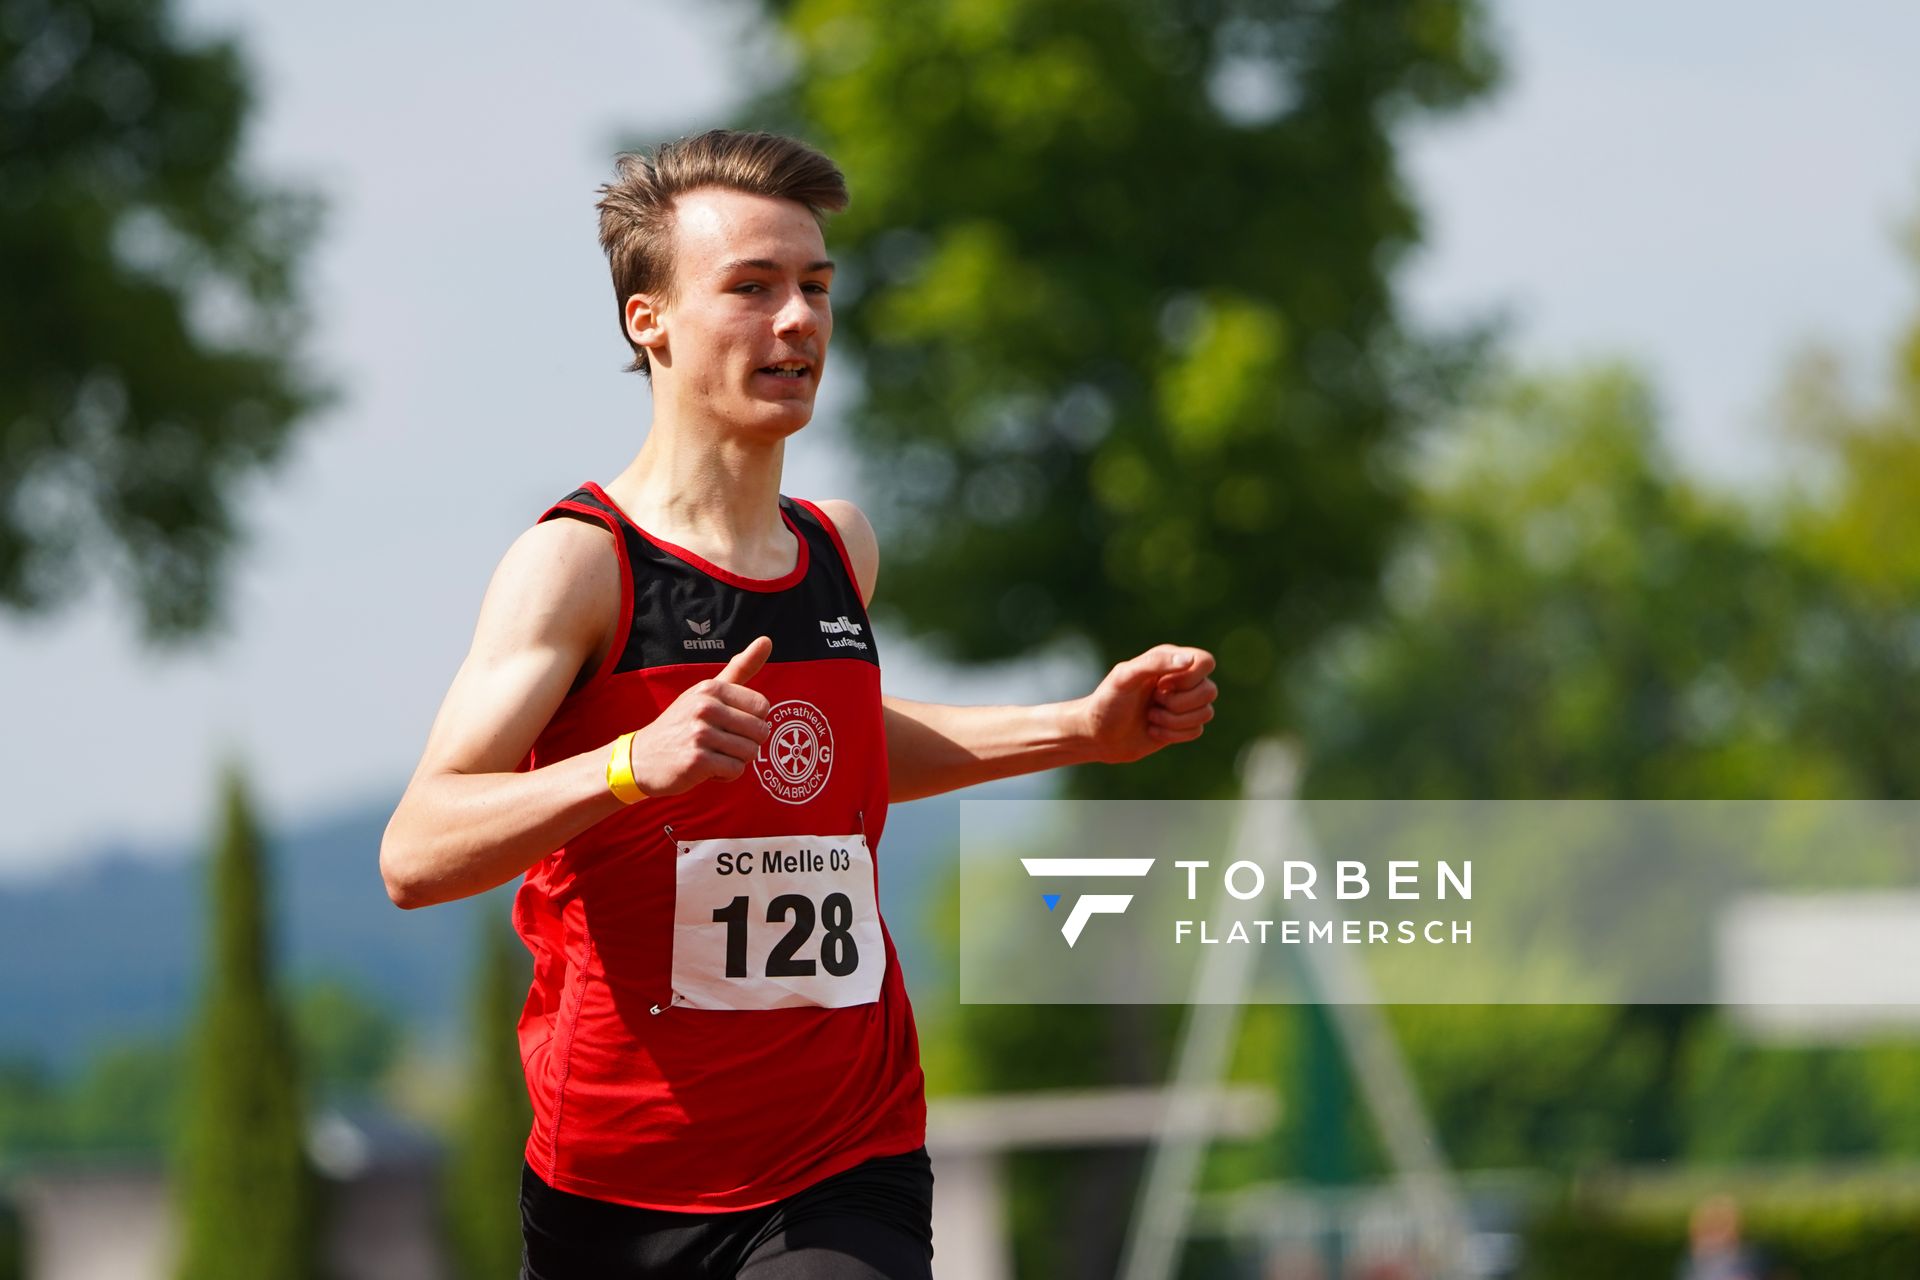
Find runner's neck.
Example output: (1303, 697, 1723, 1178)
(605, 419, 796, 581)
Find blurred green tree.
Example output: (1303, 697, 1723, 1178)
(171, 768, 320, 1280)
(1299, 221, 1920, 800)
(443, 911, 532, 1280)
(1679, 1023, 1887, 1162)
(1297, 365, 1844, 804)
(1771, 239, 1920, 795)
(729, 0, 1501, 1271)
(1295, 260, 1920, 1166)
(292, 979, 403, 1102)
(745, 0, 1501, 800)
(1, 1045, 184, 1159)
(0, 1059, 63, 1156)
(65, 1038, 183, 1153)
(0, 1196, 19, 1280)
(0, 0, 323, 639)
(1290, 367, 1823, 1167)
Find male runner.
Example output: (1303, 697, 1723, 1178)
(380, 130, 1218, 1279)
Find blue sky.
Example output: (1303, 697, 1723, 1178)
(3, 2, 1918, 877)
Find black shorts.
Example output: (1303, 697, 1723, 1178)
(519, 1148, 935, 1280)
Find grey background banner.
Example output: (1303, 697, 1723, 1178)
(958, 801, 1920, 1006)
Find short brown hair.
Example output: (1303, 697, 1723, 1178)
(596, 130, 849, 376)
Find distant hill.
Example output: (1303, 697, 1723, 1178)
(0, 785, 1003, 1073)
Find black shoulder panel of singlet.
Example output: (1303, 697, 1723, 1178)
(539, 487, 878, 674)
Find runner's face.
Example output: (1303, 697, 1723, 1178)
(654, 187, 834, 436)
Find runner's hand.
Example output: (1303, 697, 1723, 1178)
(627, 636, 773, 795)
(1077, 645, 1217, 765)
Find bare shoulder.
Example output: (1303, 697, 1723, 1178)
(472, 514, 618, 655)
(409, 515, 619, 778)
(810, 498, 879, 606)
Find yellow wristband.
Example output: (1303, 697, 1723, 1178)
(606, 731, 645, 804)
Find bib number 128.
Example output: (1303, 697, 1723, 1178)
(671, 834, 885, 1011)
(711, 890, 859, 978)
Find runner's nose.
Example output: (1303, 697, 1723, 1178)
(773, 287, 817, 342)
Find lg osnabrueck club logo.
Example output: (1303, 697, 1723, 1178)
(1022, 858, 1155, 946)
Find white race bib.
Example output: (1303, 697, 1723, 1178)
(670, 834, 886, 1011)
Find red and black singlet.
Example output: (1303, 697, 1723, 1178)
(512, 481, 926, 1211)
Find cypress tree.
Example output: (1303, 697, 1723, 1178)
(444, 908, 533, 1279)
(0, 1195, 22, 1280)
(172, 767, 320, 1280)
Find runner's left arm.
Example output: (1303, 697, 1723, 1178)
(810, 499, 1218, 804)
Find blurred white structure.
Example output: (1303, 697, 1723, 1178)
(1719, 891, 1920, 1040)
(926, 1085, 1277, 1280)
(1122, 740, 1473, 1280)
(8, 1165, 167, 1280)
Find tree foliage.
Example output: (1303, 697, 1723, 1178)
(443, 911, 533, 1280)
(1, 0, 323, 638)
(0, 1058, 63, 1156)
(1298, 221, 1920, 797)
(1290, 237, 1920, 1173)
(0, 1196, 18, 1280)
(731, 2, 1503, 1272)
(1298, 366, 1851, 802)
(63, 1038, 183, 1152)
(171, 768, 319, 1280)
(745, 0, 1501, 800)
(0, 983, 396, 1174)
(292, 979, 402, 1103)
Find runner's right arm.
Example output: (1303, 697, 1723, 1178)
(380, 517, 771, 910)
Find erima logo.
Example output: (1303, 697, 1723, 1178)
(683, 619, 725, 651)
(1021, 858, 1155, 946)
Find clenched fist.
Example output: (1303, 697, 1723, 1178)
(628, 635, 774, 795)
(1076, 644, 1218, 765)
